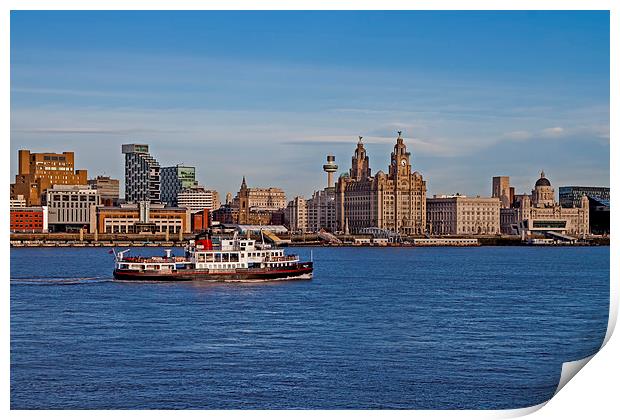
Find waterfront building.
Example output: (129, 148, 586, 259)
(122, 144, 161, 204)
(92, 201, 191, 234)
(10, 194, 27, 208)
(587, 196, 610, 235)
(557, 186, 610, 235)
(234, 177, 286, 225)
(225, 192, 233, 205)
(559, 186, 610, 208)
(492, 176, 512, 208)
(191, 208, 211, 233)
(10, 206, 48, 233)
(500, 171, 589, 237)
(177, 187, 220, 212)
(45, 185, 100, 232)
(335, 132, 427, 235)
(211, 204, 239, 225)
(243, 209, 285, 226)
(284, 196, 308, 233)
(426, 195, 500, 235)
(160, 165, 197, 206)
(306, 187, 337, 233)
(11, 150, 88, 206)
(301, 155, 339, 233)
(88, 176, 120, 206)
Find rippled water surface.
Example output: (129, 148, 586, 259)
(10, 246, 609, 409)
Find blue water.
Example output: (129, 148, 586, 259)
(10, 246, 609, 409)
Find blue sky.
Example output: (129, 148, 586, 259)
(10, 11, 609, 199)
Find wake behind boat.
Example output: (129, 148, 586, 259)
(112, 233, 313, 282)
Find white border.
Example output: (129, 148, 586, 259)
(2, 1, 616, 419)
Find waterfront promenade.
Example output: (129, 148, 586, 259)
(9, 232, 609, 247)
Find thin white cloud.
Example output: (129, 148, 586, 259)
(541, 126, 565, 137)
(11, 127, 186, 135)
(11, 87, 152, 99)
(502, 130, 532, 141)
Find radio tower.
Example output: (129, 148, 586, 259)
(323, 155, 338, 188)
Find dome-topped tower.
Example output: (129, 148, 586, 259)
(532, 170, 555, 207)
(535, 170, 551, 187)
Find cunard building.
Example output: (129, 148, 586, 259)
(335, 132, 427, 235)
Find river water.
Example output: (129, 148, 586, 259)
(10, 246, 609, 409)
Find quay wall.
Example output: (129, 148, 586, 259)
(10, 233, 609, 247)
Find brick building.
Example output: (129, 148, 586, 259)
(10, 206, 48, 233)
(11, 150, 88, 206)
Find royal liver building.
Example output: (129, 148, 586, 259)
(335, 132, 427, 235)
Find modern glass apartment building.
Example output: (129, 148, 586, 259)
(122, 144, 161, 204)
(160, 165, 197, 206)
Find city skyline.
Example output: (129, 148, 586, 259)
(10, 11, 610, 198)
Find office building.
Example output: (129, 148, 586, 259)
(177, 187, 220, 212)
(45, 185, 101, 232)
(559, 186, 610, 208)
(500, 171, 589, 237)
(558, 186, 610, 235)
(88, 176, 120, 205)
(122, 144, 161, 204)
(11, 150, 88, 206)
(235, 177, 286, 225)
(10, 206, 48, 233)
(306, 188, 337, 233)
(426, 195, 500, 235)
(211, 204, 239, 225)
(160, 165, 197, 206)
(335, 132, 427, 235)
(92, 201, 191, 234)
(285, 196, 308, 233)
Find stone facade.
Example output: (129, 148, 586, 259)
(335, 133, 427, 235)
(492, 176, 512, 208)
(307, 187, 337, 233)
(426, 195, 500, 235)
(500, 171, 589, 237)
(235, 177, 286, 225)
(284, 196, 308, 233)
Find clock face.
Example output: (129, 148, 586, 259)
(401, 159, 407, 167)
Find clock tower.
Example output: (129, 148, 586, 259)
(389, 131, 411, 178)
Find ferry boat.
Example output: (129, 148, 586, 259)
(112, 234, 313, 282)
